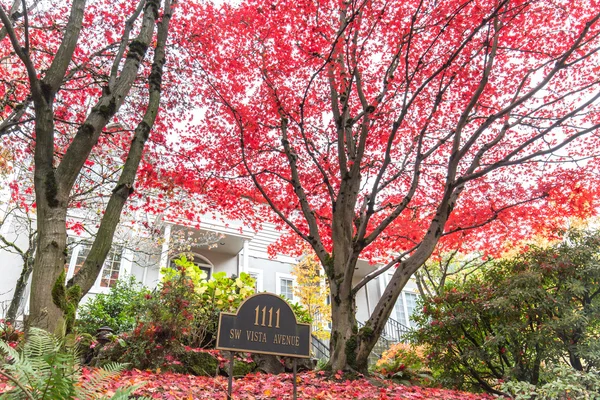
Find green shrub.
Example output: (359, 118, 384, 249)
(411, 228, 600, 393)
(315, 358, 329, 371)
(159, 256, 257, 348)
(285, 298, 313, 325)
(94, 256, 314, 375)
(501, 364, 600, 400)
(97, 257, 256, 371)
(76, 276, 150, 335)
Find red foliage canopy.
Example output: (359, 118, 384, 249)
(166, 0, 600, 262)
(3, 0, 598, 259)
(0, 0, 228, 231)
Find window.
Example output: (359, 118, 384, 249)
(394, 297, 407, 327)
(65, 239, 90, 276)
(404, 292, 418, 324)
(394, 291, 419, 327)
(276, 272, 295, 301)
(100, 248, 123, 288)
(65, 240, 123, 289)
(280, 278, 294, 300)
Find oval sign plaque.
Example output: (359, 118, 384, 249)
(216, 293, 311, 358)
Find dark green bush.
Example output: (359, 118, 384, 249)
(76, 276, 150, 335)
(411, 229, 600, 394)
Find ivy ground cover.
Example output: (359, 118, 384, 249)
(84, 369, 497, 399)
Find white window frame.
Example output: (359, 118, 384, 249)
(402, 291, 419, 328)
(247, 267, 264, 292)
(392, 290, 419, 328)
(275, 272, 296, 301)
(383, 272, 419, 328)
(65, 240, 131, 294)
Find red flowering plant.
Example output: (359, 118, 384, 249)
(96, 256, 256, 374)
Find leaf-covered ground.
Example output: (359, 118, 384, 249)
(93, 369, 497, 399)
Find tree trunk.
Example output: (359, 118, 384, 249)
(6, 243, 36, 323)
(28, 86, 70, 334)
(4, 0, 87, 335)
(10, 0, 169, 334)
(6, 265, 32, 323)
(353, 198, 456, 370)
(328, 277, 359, 372)
(28, 205, 69, 334)
(354, 265, 415, 371)
(325, 170, 364, 372)
(568, 341, 584, 371)
(68, 0, 172, 299)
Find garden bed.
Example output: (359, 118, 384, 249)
(84, 369, 498, 399)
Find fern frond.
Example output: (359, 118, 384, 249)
(76, 363, 128, 400)
(0, 368, 35, 400)
(100, 385, 142, 400)
(0, 328, 80, 400)
(21, 329, 62, 379)
(1, 329, 144, 400)
(101, 384, 149, 400)
(99, 362, 128, 374)
(23, 329, 61, 358)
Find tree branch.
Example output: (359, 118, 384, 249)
(69, 0, 172, 294)
(352, 246, 416, 294)
(108, 0, 145, 90)
(56, 0, 161, 192)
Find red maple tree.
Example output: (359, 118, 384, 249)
(0, 0, 181, 333)
(174, 0, 600, 371)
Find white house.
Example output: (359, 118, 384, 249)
(0, 211, 420, 348)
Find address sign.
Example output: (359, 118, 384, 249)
(216, 293, 311, 358)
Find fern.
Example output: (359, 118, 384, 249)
(102, 385, 152, 400)
(0, 328, 145, 399)
(76, 362, 127, 399)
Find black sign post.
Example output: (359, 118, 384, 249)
(216, 293, 311, 399)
